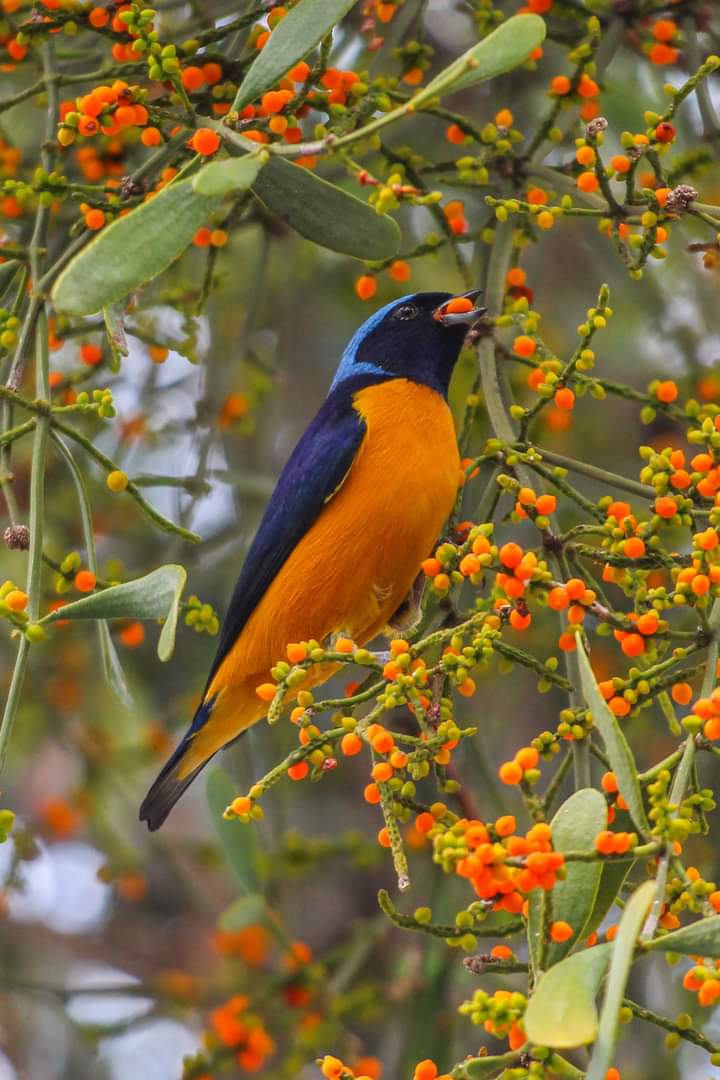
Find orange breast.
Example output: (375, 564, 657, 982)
(192, 378, 460, 768)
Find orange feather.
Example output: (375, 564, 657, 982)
(178, 378, 460, 777)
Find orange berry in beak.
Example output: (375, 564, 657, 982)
(444, 296, 474, 314)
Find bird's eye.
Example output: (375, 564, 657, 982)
(393, 303, 419, 321)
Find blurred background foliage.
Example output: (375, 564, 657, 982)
(1, 0, 720, 1078)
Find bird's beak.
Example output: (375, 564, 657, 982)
(433, 289, 487, 326)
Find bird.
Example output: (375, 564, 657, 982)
(140, 289, 485, 830)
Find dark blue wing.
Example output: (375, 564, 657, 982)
(204, 377, 370, 688)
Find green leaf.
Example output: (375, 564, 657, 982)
(456, 1050, 519, 1078)
(233, 0, 361, 111)
(219, 893, 267, 931)
(524, 943, 612, 1048)
(545, 789, 608, 964)
(414, 14, 546, 106)
(206, 769, 262, 892)
(103, 302, 128, 373)
(646, 915, 720, 957)
(577, 639, 649, 835)
(40, 564, 186, 662)
(192, 153, 265, 197)
(586, 880, 657, 1080)
(585, 858, 634, 941)
(52, 180, 221, 316)
(98, 621, 133, 708)
(253, 156, 400, 259)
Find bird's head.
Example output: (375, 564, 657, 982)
(330, 290, 486, 397)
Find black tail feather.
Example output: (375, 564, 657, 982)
(139, 736, 209, 831)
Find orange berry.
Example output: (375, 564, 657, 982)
(535, 494, 556, 515)
(550, 920, 573, 942)
(499, 542, 523, 569)
(288, 761, 309, 781)
(635, 612, 658, 636)
(624, 536, 645, 558)
(84, 208, 105, 230)
(601, 771, 618, 794)
(653, 19, 676, 42)
(621, 633, 645, 658)
(422, 557, 442, 577)
(335, 637, 355, 654)
(181, 66, 205, 91)
(577, 74, 599, 98)
(554, 387, 575, 411)
(472, 535, 491, 556)
(547, 586, 569, 610)
(510, 610, 531, 631)
(506, 267, 526, 287)
(595, 830, 616, 855)
(445, 296, 474, 314)
(499, 761, 523, 785)
(389, 259, 411, 282)
(611, 155, 631, 174)
(286, 642, 308, 663)
(457, 677, 476, 697)
(119, 621, 145, 647)
(656, 380, 678, 403)
(607, 501, 631, 522)
(289, 61, 310, 82)
(372, 730, 394, 754)
(190, 128, 221, 155)
(655, 496, 678, 519)
(372, 762, 393, 782)
(513, 335, 536, 358)
(255, 682, 276, 701)
(377, 826, 391, 848)
(341, 732, 362, 756)
(355, 275, 377, 301)
(231, 796, 252, 816)
(577, 171, 600, 193)
(74, 570, 96, 592)
(446, 123, 466, 144)
(5, 589, 28, 612)
(364, 782, 381, 804)
(671, 682, 693, 705)
(649, 43, 678, 65)
(527, 186, 548, 205)
(605, 1070, 621, 1080)
(575, 145, 595, 166)
(193, 227, 212, 247)
(433, 573, 450, 592)
(490, 944, 513, 960)
(413, 1061, 438, 1080)
(551, 75, 571, 95)
(495, 814, 516, 837)
(89, 6, 110, 27)
(609, 696, 630, 717)
(80, 342, 103, 366)
(141, 126, 162, 146)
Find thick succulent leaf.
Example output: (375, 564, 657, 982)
(577, 639, 649, 834)
(206, 769, 263, 893)
(103, 302, 129, 373)
(544, 789, 608, 964)
(586, 880, 657, 1080)
(646, 914, 720, 957)
(252, 156, 400, 259)
(524, 943, 612, 1048)
(52, 180, 221, 316)
(233, 0, 360, 111)
(192, 153, 265, 196)
(415, 14, 546, 105)
(98, 621, 133, 708)
(218, 894, 267, 931)
(40, 564, 186, 662)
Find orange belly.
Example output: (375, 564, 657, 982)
(181, 378, 460, 774)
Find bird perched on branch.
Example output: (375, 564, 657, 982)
(140, 290, 485, 829)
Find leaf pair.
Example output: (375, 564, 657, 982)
(52, 6, 545, 317)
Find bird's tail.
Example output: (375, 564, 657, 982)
(139, 700, 216, 831)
